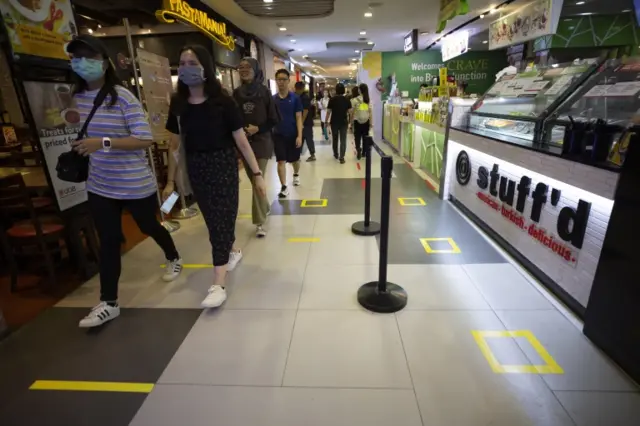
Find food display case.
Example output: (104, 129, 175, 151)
(543, 59, 640, 166)
(458, 60, 600, 148)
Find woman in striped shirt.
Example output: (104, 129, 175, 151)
(68, 35, 183, 328)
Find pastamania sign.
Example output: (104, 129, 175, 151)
(155, 0, 235, 51)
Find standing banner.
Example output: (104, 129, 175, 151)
(0, 0, 78, 61)
(437, 0, 469, 33)
(136, 49, 172, 143)
(23, 81, 87, 211)
(489, 0, 564, 50)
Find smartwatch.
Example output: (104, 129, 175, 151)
(102, 137, 112, 152)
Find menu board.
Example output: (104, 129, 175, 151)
(23, 81, 87, 211)
(583, 82, 640, 98)
(136, 49, 172, 143)
(0, 0, 78, 61)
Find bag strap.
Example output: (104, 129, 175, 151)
(76, 86, 109, 140)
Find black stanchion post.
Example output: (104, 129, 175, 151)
(357, 155, 408, 313)
(351, 136, 381, 236)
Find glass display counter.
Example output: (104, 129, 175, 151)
(458, 60, 599, 149)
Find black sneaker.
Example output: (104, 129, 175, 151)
(278, 185, 289, 198)
(339, 158, 346, 164)
(306, 155, 316, 162)
(333, 154, 339, 160)
(357, 151, 362, 160)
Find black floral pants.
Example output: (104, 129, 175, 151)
(187, 148, 239, 266)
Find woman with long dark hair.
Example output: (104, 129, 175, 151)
(352, 83, 373, 160)
(349, 86, 360, 133)
(68, 35, 182, 328)
(163, 45, 266, 308)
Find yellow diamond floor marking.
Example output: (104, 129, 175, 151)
(160, 264, 213, 268)
(419, 237, 461, 254)
(398, 197, 426, 206)
(30, 380, 154, 393)
(300, 199, 328, 207)
(471, 330, 564, 374)
(287, 237, 320, 242)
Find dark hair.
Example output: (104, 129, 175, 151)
(351, 86, 360, 98)
(172, 44, 228, 115)
(335, 83, 345, 95)
(71, 53, 119, 107)
(276, 68, 290, 78)
(294, 81, 305, 90)
(359, 83, 370, 104)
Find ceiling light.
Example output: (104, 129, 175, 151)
(355, 50, 360, 53)
(480, 14, 485, 19)
(313, 60, 317, 62)
(290, 39, 296, 43)
(575, 1, 585, 4)
(364, 12, 373, 17)
(577, 12, 594, 15)
(360, 30, 367, 35)
(482, 40, 488, 44)
(367, 41, 374, 45)
(87, 28, 94, 34)
(279, 27, 287, 31)
(623, 9, 631, 12)
(352, 58, 358, 61)
(303, 55, 309, 58)
(263, 0, 273, 3)
(490, 8, 497, 14)
(97, 24, 102, 28)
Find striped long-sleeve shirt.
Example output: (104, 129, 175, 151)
(74, 86, 156, 200)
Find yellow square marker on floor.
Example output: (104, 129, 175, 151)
(238, 214, 252, 219)
(301, 199, 328, 208)
(398, 197, 426, 206)
(288, 237, 320, 242)
(420, 237, 461, 254)
(30, 380, 155, 393)
(471, 330, 564, 374)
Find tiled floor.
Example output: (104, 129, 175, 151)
(0, 126, 638, 425)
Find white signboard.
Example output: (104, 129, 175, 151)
(489, 0, 563, 51)
(23, 81, 87, 211)
(441, 30, 469, 62)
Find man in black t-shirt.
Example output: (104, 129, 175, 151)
(295, 82, 316, 162)
(326, 83, 352, 163)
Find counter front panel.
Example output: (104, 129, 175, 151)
(444, 130, 618, 309)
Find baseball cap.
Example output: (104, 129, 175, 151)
(66, 34, 109, 58)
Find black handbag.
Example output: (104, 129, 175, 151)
(56, 86, 108, 183)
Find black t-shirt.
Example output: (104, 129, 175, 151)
(327, 95, 351, 126)
(300, 93, 315, 127)
(166, 97, 244, 153)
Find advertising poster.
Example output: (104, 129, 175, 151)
(23, 81, 87, 211)
(489, 0, 563, 51)
(0, 0, 78, 61)
(136, 49, 172, 143)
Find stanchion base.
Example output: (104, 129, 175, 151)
(173, 208, 198, 220)
(351, 221, 381, 236)
(357, 281, 408, 313)
(162, 220, 181, 233)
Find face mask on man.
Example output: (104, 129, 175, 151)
(178, 65, 206, 86)
(71, 57, 105, 82)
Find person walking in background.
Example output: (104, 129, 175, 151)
(273, 69, 303, 198)
(352, 83, 373, 160)
(67, 35, 183, 328)
(234, 57, 279, 238)
(349, 86, 360, 134)
(318, 89, 330, 141)
(164, 45, 266, 309)
(295, 81, 316, 162)
(326, 83, 351, 164)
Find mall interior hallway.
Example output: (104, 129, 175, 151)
(0, 126, 638, 426)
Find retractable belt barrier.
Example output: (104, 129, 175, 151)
(352, 136, 408, 313)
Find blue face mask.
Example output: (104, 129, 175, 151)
(178, 65, 206, 86)
(71, 57, 105, 83)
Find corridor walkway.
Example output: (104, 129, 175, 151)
(0, 127, 638, 426)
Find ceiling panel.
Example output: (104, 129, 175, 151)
(233, 0, 334, 18)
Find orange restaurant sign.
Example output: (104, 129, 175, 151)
(155, 0, 235, 51)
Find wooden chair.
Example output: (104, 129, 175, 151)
(0, 173, 66, 291)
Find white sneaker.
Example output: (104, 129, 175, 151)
(163, 258, 183, 282)
(293, 175, 301, 186)
(256, 225, 267, 238)
(227, 250, 243, 272)
(201, 285, 227, 308)
(78, 302, 120, 328)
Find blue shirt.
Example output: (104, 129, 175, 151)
(273, 92, 302, 137)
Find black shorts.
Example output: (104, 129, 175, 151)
(273, 133, 301, 163)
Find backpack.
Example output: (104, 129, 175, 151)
(353, 96, 370, 124)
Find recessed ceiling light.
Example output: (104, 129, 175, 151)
(263, 0, 273, 3)
(352, 58, 358, 61)
(482, 40, 488, 44)
(360, 30, 367, 35)
(364, 11, 373, 18)
(290, 39, 296, 43)
(480, 14, 485, 19)
(313, 60, 317, 62)
(97, 24, 102, 28)
(623, 9, 631, 12)
(355, 50, 360, 53)
(490, 8, 497, 14)
(575, 1, 585, 4)
(577, 12, 594, 15)
(279, 27, 287, 31)
(367, 41, 374, 45)
(303, 55, 309, 58)
(87, 28, 94, 34)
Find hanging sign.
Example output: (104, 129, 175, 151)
(437, 0, 469, 33)
(155, 0, 235, 51)
(404, 29, 418, 55)
(441, 30, 469, 62)
(489, 0, 564, 50)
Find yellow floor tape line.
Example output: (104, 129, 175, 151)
(160, 264, 213, 268)
(30, 380, 154, 393)
(287, 237, 320, 242)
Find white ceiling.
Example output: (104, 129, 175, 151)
(205, 0, 517, 78)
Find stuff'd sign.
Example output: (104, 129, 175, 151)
(455, 150, 591, 265)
